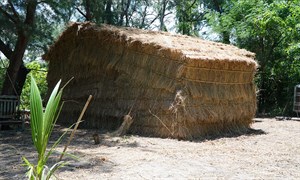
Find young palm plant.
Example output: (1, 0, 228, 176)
(23, 76, 68, 179)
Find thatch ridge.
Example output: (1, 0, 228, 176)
(44, 22, 258, 139)
(44, 22, 256, 64)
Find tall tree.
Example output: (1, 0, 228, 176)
(0, 0, 37, 95)
(76, 0, 93, 21)
(206, 0, 300, 115)
(175, 0, 205, 35)
(203, 0, 230, 43)
(75, 0, 169, 30)
(0, 0, 74, 96)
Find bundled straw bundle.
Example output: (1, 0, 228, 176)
(43, 22, 257, 139)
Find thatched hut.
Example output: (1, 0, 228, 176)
(43, 22, 257, 139)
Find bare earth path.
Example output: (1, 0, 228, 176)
(0, 118, 299, 179)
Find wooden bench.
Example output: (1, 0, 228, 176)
(0, 95, 23, 129)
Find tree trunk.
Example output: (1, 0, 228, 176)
(159, 0, 167, 31)
(1, 0, 37, 96)
(2, 33, 29, 96)
(105, 0, 113, 24)
(85, 0, 92, 21)
(118, 0, 125, 26)
(258, 70, 266, 114)
(222, 31, 230, 44)
(15, 64, 31, 95)
(124, 0, 131, 26)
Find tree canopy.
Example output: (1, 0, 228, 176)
(206, 0, 300, 115)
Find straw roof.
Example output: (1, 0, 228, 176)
(44, 22, 258, 139)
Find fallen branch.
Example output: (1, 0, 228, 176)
(112, 114, 134, 136)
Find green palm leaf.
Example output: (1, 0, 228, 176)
(29, 76, 65, 178)
(30, 76, 44, 157)
(25, 76, 74, 179)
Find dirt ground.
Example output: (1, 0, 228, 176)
(0, 118, 299, 180)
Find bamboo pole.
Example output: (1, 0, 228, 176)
(59, 95, 93, 161)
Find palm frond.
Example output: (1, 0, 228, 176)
(30, 76, 44, 157)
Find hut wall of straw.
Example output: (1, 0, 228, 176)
(44, 22, 257, 139)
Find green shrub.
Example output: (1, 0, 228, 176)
(21, 61, 48, 110)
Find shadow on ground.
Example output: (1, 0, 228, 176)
(0, 126, 140, 179)
(194, 127, 266, 142)
(0, 123, 266, 179)
(0, 129, 35, 179)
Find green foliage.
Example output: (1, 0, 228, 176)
(0, 58, 9, 90)
(1, 0, 298, 117)
(202, 0, 231, 43)
(22, 76, 65, 180)
(0, 60, 47, 109)
(21, 61, 47, 110)
(73, 0, 176, 30)
(175, 0, 204, 36)
(0, 1, 75, 60)
(206, 0, 300, 116)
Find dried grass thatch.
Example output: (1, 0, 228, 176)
(43, 22, 258, 139)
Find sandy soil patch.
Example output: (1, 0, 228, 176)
(0, 118, 299, 179)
